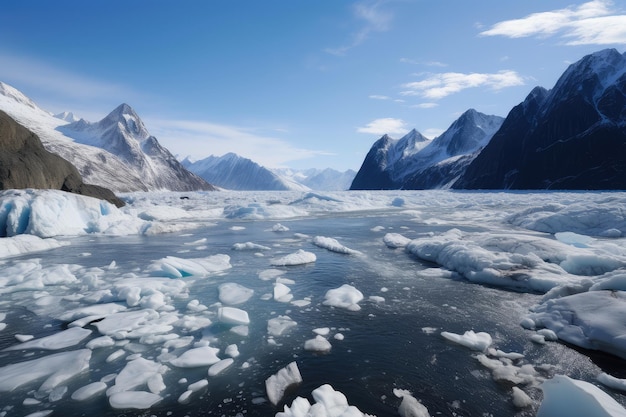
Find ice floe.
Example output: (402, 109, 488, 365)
(323, 284, 364, 311)
(271, 249, 317, 266)
(537, 375, 626, 416)
(265, 361, 302, 406)
(313, 236, 360, 255)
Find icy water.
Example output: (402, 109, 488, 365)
(1, 209, 625, 416)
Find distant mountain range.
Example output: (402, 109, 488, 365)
(184, 153, 356, 191)
(0, 82, 355, 193)
(352, 48, 626, 191)
(0, 82, 214, 193)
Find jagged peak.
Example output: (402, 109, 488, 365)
(98, 103, 149, 138)
(54, 111, 80, 123)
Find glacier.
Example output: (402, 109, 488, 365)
(0, 189, 624, 416)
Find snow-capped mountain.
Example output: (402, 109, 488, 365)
(273, 168, 357, 191)
(183, 153, 309, 191)
(454, 48, 626, 190)
(54, 111, 80, 123)
(351, 110, 503, 190)
(0, 82, 214, 192)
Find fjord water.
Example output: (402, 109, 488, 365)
(1, 204, 625, 417)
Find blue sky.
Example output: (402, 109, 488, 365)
(1, 1, 625, 171)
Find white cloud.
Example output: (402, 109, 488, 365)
(356, 118, 408, 136)
(325, 1, 392, 56)
(412, 102, 439, 109)
(480, 0, 626, 45)
(400, 70, 525, 100)
(146, 118, 329, 168)
(369, 94, 391, 100)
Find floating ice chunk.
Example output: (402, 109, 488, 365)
(537, 375, 626, 417)
(265, 361, 303, 406)
(274, 282, 293, 302)
(369, 295, 385, 303)
(312, 236, 360, 255)
(147, 254, 231, 278)
(107, 357, 168, 396)
(313, 327, 330, 336)
(259, 268, 285, 281)
(186, 299, 208, 312)
(93, 309, 160, 337)
(268, 316, 298, 337)
(441, 330, 492, 351)
(277, 384, 366, 417)
(218, 282, 254, 305)
(109, 391, 162, 409)
(272, 223, 290, 232)
(528, 290, 626, 359)
(393, 388, 430, 417)
(24, 410, 53, 417)
(218, 306, 250, 325)
(169, 346, 221, 367)
(59, 303, 128, 322)
(304, 335, 332, 353)
(383, 233, 412, 249)
(271, 250, 316, 266)
(188, 379, 209, 392)
(511, 386, 532, 408)
(475, 354, 537, 385)
(15, 334, 34, 342)
(208, 358, 234, 376)
(4, 327, 91, 351)
(371, 226, 385, 232)
(106, 349, 126, 363)
(0, 235, 68, 258)
(334, 333, 345, 341)
(0, 349, 91, 393)
(598, 373, 626, 392)
(225, 344, 240, 358)
(71, 381, 107, 401)
(232, 242, 271, 251)
(323, 284, 364, 311)
(178, 390, 193, 404)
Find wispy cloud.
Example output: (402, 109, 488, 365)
(369, 94, 391, 100)
(412, 102, 439, 109)
(356, 117, 408, 136)
(325, 1, 392, 56)
(0, 52, 138, 106)
(146, 118, 329, 168)
(400, 58, 448, 67)
(400, 70, 525, 100)
(480, 0, 626, 45)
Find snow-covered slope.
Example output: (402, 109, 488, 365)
(183, 153, 309, 191)
(351, 110, 503, 190)
(273, 168, 357, 191)
(455, 48, 626, 190)
(0, 82, 214, 192)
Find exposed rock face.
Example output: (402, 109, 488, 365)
(0, 110, 125, 207)
(454, 49, 626, 190)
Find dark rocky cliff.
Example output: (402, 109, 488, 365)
(0, 110, 125, 207)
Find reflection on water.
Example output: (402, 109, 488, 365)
(0, 212, 625, 417)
